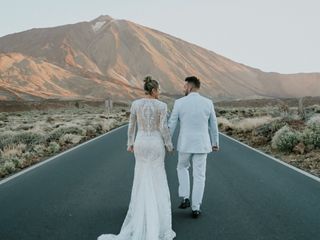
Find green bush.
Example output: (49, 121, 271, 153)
(31, 144, 46, 156)
(271, 126, 301, 153)
(0, 133, 13, 149)
(47, 126, 84, 142)
(302, 123, 320, 149)
(59, 134, 82, 145)
(0, 166, 6, 177)
(10, 156, 23, 168)
(2, 160, 16, 174)
(47, 142, 60, 154)
(0, 132, 45, 149)
(253, 119, 286, 141)
(14, 132, 45, 145)
(84, 125, 96, 136)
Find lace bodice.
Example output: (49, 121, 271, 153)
(127, 98, 173, 151)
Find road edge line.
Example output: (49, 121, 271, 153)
(0, 124, 128, 186)
(220, 132, 320, 183)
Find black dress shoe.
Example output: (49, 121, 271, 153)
(192, 210, 201, 218)
(178, 198, 191, 209)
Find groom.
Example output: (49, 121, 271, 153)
(168, 76, 219, 218)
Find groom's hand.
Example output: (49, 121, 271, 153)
(212, 145, 219, 152)
(165, 145, 174, 153)
(127, 146, 134, 153)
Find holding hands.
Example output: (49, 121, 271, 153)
(127, 145, 134, 153)
(212, 145, 219, 152)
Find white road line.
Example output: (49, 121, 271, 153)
(220, 132, 320, 183)
(0, 124, 128, 186)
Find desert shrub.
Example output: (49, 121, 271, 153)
(307, 105, 320, 114)
(217, 117, 233, 131)
(271, 126, 302, 153)
(59, 134, 83, 145)
(84, 125, 96, 136)
(234, 116, 274, 132)
(32, 144, 46, 156)
(101, 119, 117, 131)
(47, 142, 60, 154)
(0, 132, 14, 149)
(21, 151, 37, 161)
(307, 114, 320, 126)
(0, 113, 9, 122)
(46, 116, 55, 123)
(4, 160, 16, 172)
(14, 131, 45, 146)
(0, 131, 45, 149)
(253, 119, 287, 141)
(47, 126, 84, 142)
(92, 123, 103, 133)
(10, 156, 26, 168)
(15, 124, 34, 131)
(0, 143, 26, 160)
(263, 106, 278, 117)
(302, 123, 320, 149)
(0, 166, 6, 177)
(2, 160, 16, 174)
(53, 123, 64, 128)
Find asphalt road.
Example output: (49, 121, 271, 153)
(0, 125, 320, 240)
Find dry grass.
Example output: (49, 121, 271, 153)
(218, 116, 275, 132)
(218, 103, 320, 177)
(0, 105, 129, 179)
(0, 143, 26, 160)
(234, 116, 274, 131)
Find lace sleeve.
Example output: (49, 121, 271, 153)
(159, 104, 173, 151)
(127, 102, 137, 147)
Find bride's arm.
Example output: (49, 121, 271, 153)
(127, 102, 137, 151)
(159, 104, 174, 151)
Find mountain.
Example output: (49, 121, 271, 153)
(0, 15, 319, 102)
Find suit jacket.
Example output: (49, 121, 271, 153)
(168, 92, 219, 153)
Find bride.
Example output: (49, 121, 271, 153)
(97, 76, 176, 240)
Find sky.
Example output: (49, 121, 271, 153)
(1, 0, 319, 74)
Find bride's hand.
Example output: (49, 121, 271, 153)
(127, 146, 134, 153)
(166, 145, 174, 152)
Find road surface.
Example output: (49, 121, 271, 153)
(1, 125, 320, 240)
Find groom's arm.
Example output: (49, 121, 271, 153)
(159, 104, 174, 151)
(208, 101, 219, 148)
(168, 100, 179, 137)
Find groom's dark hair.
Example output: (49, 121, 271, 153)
(185, 76, 200, 89)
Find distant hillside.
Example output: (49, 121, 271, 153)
(0, 15, 319, 101)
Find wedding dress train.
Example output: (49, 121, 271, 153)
(97, 98, 176, 240)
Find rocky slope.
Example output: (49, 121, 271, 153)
(0, 15, 319, 102)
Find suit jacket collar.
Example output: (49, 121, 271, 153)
(188, 92, 200, 97)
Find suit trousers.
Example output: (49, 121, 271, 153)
(177, 152, 207, 210)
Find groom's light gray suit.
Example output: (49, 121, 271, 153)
(168, 92, 219, 211)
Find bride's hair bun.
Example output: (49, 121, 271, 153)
(144, 76, 153, 83)
(143, 76, 159, 95)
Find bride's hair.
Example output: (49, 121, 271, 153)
(143, 76, 159, 95)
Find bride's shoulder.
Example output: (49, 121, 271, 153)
(131, 98, 143, 105)
(156, 99, 166, 105)
(129, 99, 142, 110)
(156, 100, 168, 109)
(130, 100, 136, 106)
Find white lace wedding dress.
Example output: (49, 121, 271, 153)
(97, 98, 176, 240)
